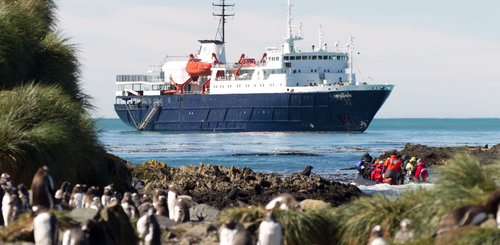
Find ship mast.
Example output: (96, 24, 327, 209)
(348, 36, 356, 85)
(213, 0, 234, 43)
(284, 0, 303, 53)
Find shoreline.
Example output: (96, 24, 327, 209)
(1, 143, 498, 244)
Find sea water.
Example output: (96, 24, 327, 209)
(96, 118, 500, 176)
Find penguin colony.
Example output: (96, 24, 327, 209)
(0, 167, 188, 245)
(1, 167, 500, 244)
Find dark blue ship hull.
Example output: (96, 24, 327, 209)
(114, 90, 391, 132)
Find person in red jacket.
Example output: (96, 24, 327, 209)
(413, 159, 429, 182)
(371, 160, 384, 183)
(383, 151, 402, 185)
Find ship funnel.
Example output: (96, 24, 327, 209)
(197, 40, 226, 64)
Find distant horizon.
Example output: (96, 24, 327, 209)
(94, 117, 500, 120)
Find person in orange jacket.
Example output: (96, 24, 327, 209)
(383, 150, 402, 185)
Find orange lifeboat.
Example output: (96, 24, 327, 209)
(186, 54, 212, 76)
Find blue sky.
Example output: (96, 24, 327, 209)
(58, 0, 500, 118)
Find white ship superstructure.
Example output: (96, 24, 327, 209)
(114, 0, 393, 132)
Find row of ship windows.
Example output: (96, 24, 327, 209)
(214, 84, 283, 88)
(282, 55, 347, 61)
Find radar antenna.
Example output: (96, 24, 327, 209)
(213, 0, 234, 43)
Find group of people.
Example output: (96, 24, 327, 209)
(356, 151, 429, 185)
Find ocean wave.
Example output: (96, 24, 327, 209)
(230, 152, 321, 157)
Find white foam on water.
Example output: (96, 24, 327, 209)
(354, 182, 435, 196)
(351, 175, 435, 196)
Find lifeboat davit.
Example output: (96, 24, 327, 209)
(186, 54, 212, 76)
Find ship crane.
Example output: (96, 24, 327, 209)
(233, 54, 256, 77)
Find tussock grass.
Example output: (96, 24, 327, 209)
(219, 207, 339, 245)
(334, 194, 408, 245)
(454, 227, 500, 245)
(0, 0, 124, 187)
(0, 213, 34, 242)
(434, 154, 497, 207)
(0, 84, 105, 185)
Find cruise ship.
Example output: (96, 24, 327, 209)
(114, 0, 393, 132)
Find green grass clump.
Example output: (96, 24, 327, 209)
(454, 227, 500, 245)
(0, 84, 108, 185)
(219, 207, 339, 245)
(0, 0, 127, 187)
(434, 154, 497, 207)
(0, 0, 87, 106)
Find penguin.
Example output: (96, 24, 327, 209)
(154, 195, 168, 217)
(54, 189, 66, 211)
(58, 181, 72, 207)
(174, 198, 190, 223)
(1, 186, 13, 226)
(265, 193, 299, 210)
(62, 227, 89, 245)
(232, 222, 254, 245)
(83, 186, 99, 208)
(32, 205, 58, 245)
(0, 173, 12, 188)
(137, 206, 161, 245)
(90, 196, 102, 211)
(132, 192, 142, 208)
(152, 189, 165, 207)
(167, 185, 178, 220)
(0, 174, 8, 227)
(31, 166, 55, 209)
(141, 193, 152, 204)
(257, 212, 282, 245)
(219, 220, 240, 245)
(16, 183, 32, 211)
(437, 189, 500, 234)
(393, 218, 414, 244)
(7, 193, 22, 225)
(121, 192, 139, 219)
(101, 184, 114, 207)
(69, 184, 84, 209)
(485, 189, 500, 228)
(367, 225, 387, 245)
(438, 205, 489, 235)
